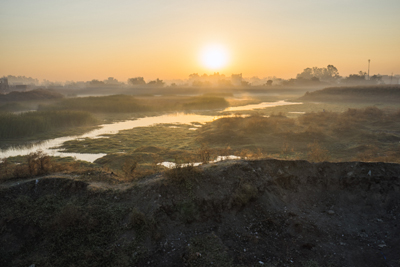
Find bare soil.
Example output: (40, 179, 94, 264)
(1, 159, 399, 266)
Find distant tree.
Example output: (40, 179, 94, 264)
(370, 75, 383, 84)
(104, 77, 120, 85)
(297, 65, 341, 82)
(241, 80, 251, 87)
(297, 68, 314, 80)
(147, 78, 164, 87)
(341, 72, 367, 84)
(192, 80, 203, 87)
(89, 79, 105, 86)
(218, 79, 232, 87)
(266, 80, 273, 86)
(189, 73, 200, 80)
(326, 65, 340, 79)
(128, 77, 146, 85)
(192, 80, 211, 87)
(6, 75, 39, 85)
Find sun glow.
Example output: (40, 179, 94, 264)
(200, 44, 229, 70)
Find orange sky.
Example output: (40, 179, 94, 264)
(1, 0, 399, 82)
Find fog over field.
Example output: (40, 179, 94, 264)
(1, 1, 400, 266)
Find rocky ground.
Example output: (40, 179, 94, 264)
(1, 159, 399, 267)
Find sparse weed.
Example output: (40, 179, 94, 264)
(231, 182, 258, 208)
(122, 159, 138, 179)
(303, 259, 319, 267)
(198, 143, 211, 163)
(165, 163, 201, 184)
(307, 141, 330, 163)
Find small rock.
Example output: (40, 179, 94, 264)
(377, 219, 383, 222)
(359, 232, 368, 238)
(378, 244, 386, 248)
(327, 210, 335, 215)
(367, 170, 371, 176)
(347, 172, 353, 177)
(259, 261, 264, 265)
(277, 169, 284, 175)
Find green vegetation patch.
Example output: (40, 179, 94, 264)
(0, 89, 64, 102)
(59, 125, 198, 154)
(39, 94, 149, 113)
(182, 95, 229, 110)
(0, 110, 98, 139)
(197, 106, 400, 162)
(300, 85, 400, 102)
(39, 94, 230, 113)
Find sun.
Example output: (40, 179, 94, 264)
(200, 44, 229, 70)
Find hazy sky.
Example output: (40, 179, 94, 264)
(1, 0, 399, 82)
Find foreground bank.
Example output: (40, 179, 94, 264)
(1, 159, 399, 266)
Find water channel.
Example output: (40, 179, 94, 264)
(0, 100, 302, 162)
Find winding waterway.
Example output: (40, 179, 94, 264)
(0, 100, 302, 162)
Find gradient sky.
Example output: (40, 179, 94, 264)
(1, 0, 399, 82)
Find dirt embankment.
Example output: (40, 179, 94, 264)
(1, 159, 399, 267)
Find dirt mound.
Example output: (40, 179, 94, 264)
(1, 159, 399, 266)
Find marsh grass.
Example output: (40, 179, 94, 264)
(300, 85, 400, 103)
(182, 95, 229, 110)
(198, 106, 400, 162)
(0, 152, 92, 181)
(39, 94, 230, 113)
(0, 110, 97, 139)
(39, 94, 149, 113)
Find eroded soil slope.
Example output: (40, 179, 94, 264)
(1, 159, 399, 266)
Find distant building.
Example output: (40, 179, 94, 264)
(381, 75, 400, 85)
(0, 77, 9, 93)
(231, 73, 243, 86)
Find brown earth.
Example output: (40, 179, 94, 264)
(1, 159, 399, 267)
